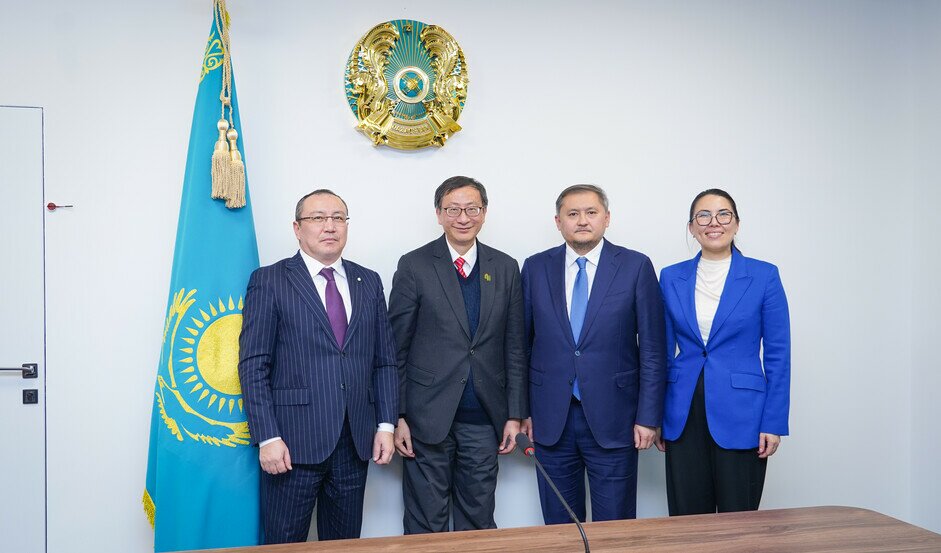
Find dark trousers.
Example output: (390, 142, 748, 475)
(665, 372, 767, 515)
(402, 420, 498, 534)
(536, 401, 638, 524)
(261, 418, 368, 543)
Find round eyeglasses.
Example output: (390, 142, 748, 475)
(693, 210, 735, 226)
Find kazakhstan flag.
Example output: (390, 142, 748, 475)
(143, 4, 261, 551)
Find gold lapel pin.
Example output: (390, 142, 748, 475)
(484, 273, 492, 282)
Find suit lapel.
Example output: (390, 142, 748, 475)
(473, 243, 496, 346)
(432, 236, 471, 340)
(708, 249, 752, 342)
(341, 259, 364, 350)
(546, 245, 575, 348)
(285, 253, 339, 349)
(672, 253, 704, 348)
(578, 240, 619, 344)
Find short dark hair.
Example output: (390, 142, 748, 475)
(433, 176, 488, 209)
(295, 189, 349, 220)
(555, 184, 609, 213)
(688, 188, 741, 251)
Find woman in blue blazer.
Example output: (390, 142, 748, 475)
(655, 189, 790, 515)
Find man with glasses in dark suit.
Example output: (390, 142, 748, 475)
(389, 176, 527, 534)
(238, 189, 398, 543)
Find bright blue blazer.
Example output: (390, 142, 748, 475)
(659, 249, 790, 450)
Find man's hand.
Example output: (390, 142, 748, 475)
(758, 433, 780, 458)
(520, 417, 533, 442)
(394, 417, 415, 458)
(633, 424, 657, 450)
(499, 419, 521, 454)
(373, 430, 394, 464)
(259, 439, 292, 474)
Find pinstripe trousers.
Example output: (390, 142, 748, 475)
(261, 417, 368, 543)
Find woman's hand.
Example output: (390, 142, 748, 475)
(758, 433, 780, 458)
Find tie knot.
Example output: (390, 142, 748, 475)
(319, 267, 336, 282)
(454, 257, 467, 278)
(576, 257, 588, 270)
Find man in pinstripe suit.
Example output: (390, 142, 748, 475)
(390, 176, 527, 534)
(238, 190, 398, 543)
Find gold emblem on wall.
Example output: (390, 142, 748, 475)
(344, 19, 469, 149)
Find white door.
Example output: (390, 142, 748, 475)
(0, 106, 46, 553)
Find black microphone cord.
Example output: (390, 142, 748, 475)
(516, 433, 590, 553)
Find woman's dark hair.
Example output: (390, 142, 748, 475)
(688, 188, 741, 252)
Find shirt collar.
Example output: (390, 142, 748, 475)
(299, 249, 346, 280)
(565, 240, 603, 268)
(445, 239, 478, 267)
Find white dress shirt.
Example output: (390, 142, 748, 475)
(299, 249, 351, 324)
(445, 239, 478, 275)
(564, 241, 603, 314)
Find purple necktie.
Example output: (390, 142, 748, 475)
(319, 267, 348, 347)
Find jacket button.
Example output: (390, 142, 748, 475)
(470, 349, 475, 356)
(575, 350, 581, 357)
(568, 378, 574, 385)
(340, 383, 347, 390)
(702, 350, 707, 358)
(460, 378, 467, 384)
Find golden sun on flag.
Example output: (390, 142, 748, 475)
(179, 295, 245, 414)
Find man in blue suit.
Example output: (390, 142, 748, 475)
(238, 190, 398, 543)
(521, 184, 666, 523)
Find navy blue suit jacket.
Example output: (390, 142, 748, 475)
(238, 252, 398, 464)
(522, 240, 666, 448)
(660, 249, 790, 449)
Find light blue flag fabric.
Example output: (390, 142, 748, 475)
(143, 7, 262, 552)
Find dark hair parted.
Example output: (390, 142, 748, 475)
(295, 189, 349, 220)
(688, 188, 740, 251)
(555, 184, 609, 214)
(434, 176, 489, 209)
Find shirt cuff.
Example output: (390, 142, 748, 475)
(377, 423, 394, 434)
(259, 437, 282, 447)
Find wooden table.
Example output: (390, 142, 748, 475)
(190, 506, 941, 552)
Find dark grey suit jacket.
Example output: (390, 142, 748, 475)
(389, 235, 528, 444)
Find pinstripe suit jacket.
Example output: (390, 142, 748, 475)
(238, 252, 398, 464)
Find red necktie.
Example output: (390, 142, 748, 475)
(454, 257, 467, 279)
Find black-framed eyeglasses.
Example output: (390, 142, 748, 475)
(297, 215, 350, 225)
(441, 206, 484, 218)
(692, 210, 735, 226)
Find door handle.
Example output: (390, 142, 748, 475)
(0, 363, 38, 379)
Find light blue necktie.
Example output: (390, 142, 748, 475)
(570, 257, 588, 401)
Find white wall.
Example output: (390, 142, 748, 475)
(1, 1, 938, 551)
(910, 0, 941, 535)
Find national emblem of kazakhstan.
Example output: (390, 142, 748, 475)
(344, 19, 469, 149)
(155, 288, 251, 448)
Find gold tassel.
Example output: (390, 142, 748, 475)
(211, 118, 230, 199)
(225, 127, 246, 208)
